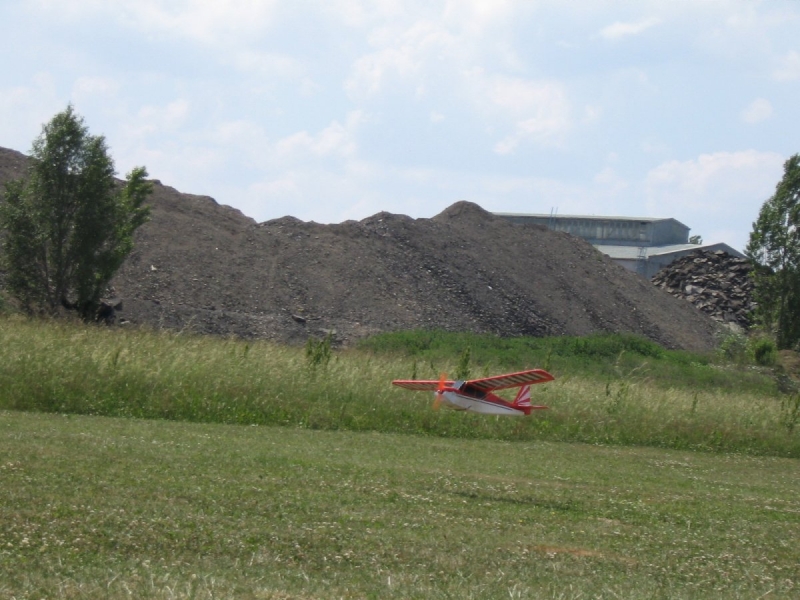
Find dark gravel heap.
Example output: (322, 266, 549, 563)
(0, 146, 721, 351)
(652, 250, 755, 330)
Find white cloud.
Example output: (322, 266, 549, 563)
(133, 0, 279, 43)
(31, 0, 278, 44)
(473, 73, 570, 153)
(740, 98, 773, 124)
(646, 150, 782, 206)
(593, 167, 628, 196)
(274, 111, 363, 161)
(0, 73, 62, 151)
(442, 0, 517, 32)
(645, 150, 785, 248)
(319, 0, 405, 28)
(345, 46, 420, 97)
(127, 99, 190, 138)
(344, 20, 456, 97)
(236, 161, 383, 223)
(228, 51, 304, 78)
(598, 17, 661, 41)
(72, 77, 120, 101)
(773, 50, 800, 81)
(210, 120, 269, 150)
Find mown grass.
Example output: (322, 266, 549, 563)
(0, 317, 798, 457)
(1, 411, 798, 599)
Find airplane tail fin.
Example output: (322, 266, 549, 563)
(512, 385, 548, 415)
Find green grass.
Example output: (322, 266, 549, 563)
(358, 329, 777, 395)
(1, 410, 798, 599)
(0, 317, 798, 457)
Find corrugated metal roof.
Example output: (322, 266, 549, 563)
(494, 212, 683, 225)
(595, 243, 744, 260)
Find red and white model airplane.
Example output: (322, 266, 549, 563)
(392, 369, 554, 416)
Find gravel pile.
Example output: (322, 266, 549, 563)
(0, 146, 721, 351)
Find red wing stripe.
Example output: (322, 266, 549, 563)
(469, 369, 554, 391)
(392, 380, 453, 391)
(394, 370, 553, 392)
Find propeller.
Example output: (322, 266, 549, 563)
(433, 372, 447, 410)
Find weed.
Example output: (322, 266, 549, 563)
(543, 344, 553, 372)
(0, 317, 797, 457)
(455, 347, 471, 380)
(718, 331, 749, 363)
(781, 394, 800, 434)
(751, 336, 778, 366)
(305, 332, 332, 369)
(359, 329, 771, 396)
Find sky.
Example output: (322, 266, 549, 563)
(1, 1, 798, 252)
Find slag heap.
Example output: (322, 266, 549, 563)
(652, 250, 756, 331)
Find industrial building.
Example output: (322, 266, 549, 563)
(493, 212, 744, 279)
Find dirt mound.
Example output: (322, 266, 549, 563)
(0, 147, 26, 180)
(0, 146, 721, 351)
(652, 250, 755, 331)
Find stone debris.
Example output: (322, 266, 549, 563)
(651, 250, 756, 330)
(0, 146, 721, 352)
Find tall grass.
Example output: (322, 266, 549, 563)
(359, 329, 778, 395)
(1, 316, 797, 457)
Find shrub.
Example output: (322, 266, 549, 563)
(751, 336, 778, 366)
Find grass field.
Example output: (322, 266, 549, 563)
(1, 410, 798, 599)
(1, 317, 798, 457)
(1, 317, 799, 596)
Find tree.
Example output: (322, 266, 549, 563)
(0, 105, 151, 320)
(689, 234, 703, 245)
(746, 154, 800, 349)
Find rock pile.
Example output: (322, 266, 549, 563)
(652, 250, 755, 330)
(0, 145, 722, 352)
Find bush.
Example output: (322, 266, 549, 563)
(717, 332, 749, 363)
(751, 336, 778, 366)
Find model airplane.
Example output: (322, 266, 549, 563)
(392, 369, 554, 416)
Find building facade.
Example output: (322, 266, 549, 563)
(494, 212, 743, 279)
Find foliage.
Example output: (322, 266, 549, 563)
(0, 105, 151, 320)
(1, 317, 797, 457)
(358, 329, 780, 395)
(780, 394, 800, 434)
(746, 153, 800, 349)
(717, 331, 778, 367)
(689, 234, 703, 244)
(751, 335, 778, 366)
(717, 331, 750, 363)
(454, 346, 471, 380)
(305, 332, 333, 368)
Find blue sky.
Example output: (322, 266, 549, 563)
(1, 1, 798, 251)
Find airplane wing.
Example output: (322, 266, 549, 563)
(466, 369, 553, 392)
(392, 379, 453, 391)
(392, 369, 553, 392)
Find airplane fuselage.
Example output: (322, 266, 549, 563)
(438, 389, 527, 415)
